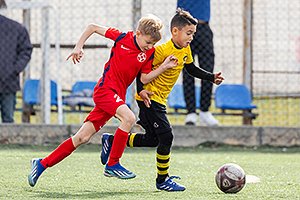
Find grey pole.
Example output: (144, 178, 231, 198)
(40, 6, 51, 124)
(243, 0, 253, 125)
(243, 0, 253, 90)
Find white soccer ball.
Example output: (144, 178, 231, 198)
(215, 163, 246, 193)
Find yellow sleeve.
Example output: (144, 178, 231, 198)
(153, 44, 165, 68)
(185, 45, 194, 64)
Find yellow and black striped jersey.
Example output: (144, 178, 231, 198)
(136, 39, 193, 105)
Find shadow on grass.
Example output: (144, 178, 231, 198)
(27, 188, 237, 199)
(27, 189, 161, 199)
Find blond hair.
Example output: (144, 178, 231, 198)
(137, 14, 163, 42)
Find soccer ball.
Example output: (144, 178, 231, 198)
(215, 163, 246, 193)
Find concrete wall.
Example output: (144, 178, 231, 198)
(0, 124, 299, 147)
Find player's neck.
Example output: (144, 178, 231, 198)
(171, 39, 182, 49)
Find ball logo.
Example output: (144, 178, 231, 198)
(137, 52, 147, 62)
(222, 179, 231, 187)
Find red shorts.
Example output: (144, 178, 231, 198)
(84, 89, 126, 132)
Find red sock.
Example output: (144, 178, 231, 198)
(107, 128, 128, 166)
(40, 137, 76, 168)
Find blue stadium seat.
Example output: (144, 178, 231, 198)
(64, 81, 134, 109)
(50, 80, 58, 106)
(71, 81, 97, 94)
(63, 81, 97, 109)
(168, 84, 186, 110)
(168, 84, 201, 111)
(23, 79, 58, 106)
(215, 84, 257, 110)
(23, 79, 39, 105)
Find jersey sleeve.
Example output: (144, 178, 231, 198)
(152, 45, 165, 67)
(104, 27, 122, 41)
(140, 50, 155, 74)
(185, 45, 194, 64)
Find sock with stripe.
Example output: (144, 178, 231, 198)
(156, 146, 171, 184)
(127, 133, 137, 147)
(127, 132, 159, 147)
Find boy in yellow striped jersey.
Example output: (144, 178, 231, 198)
(100, 8, 224, 191)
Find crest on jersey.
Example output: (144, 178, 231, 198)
(137, 52, 147, 62)
(183, 55, 188, 62)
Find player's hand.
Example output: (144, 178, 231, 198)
(66, 47, 84, 64)
(214, 72, 224, 85)
(139, 89, 153, 108)
(162, 55, 178, 70)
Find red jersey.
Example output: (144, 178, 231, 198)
(94, 28, 154, 100)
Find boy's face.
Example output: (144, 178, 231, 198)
(172, 24, 196, 48)
(136, 31, 158, 52)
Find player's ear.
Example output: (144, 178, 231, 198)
(171, 27, 178, 35)
(136, 30, 142, 37)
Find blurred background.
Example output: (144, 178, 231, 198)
(1, 0, 299, 127)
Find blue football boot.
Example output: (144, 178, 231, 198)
(156, 176, 186, 191)
(100, 133, 113, 165)
(104, 163, 136, 179)
(28, 158, 45, 187)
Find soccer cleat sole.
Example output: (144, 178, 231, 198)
(157, 185, 186, 192)
(103, 170, 136, 179)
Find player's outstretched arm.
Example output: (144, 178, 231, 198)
(184, 63, 224, 84)
(140, 55, 178, 84)
(67, 24, 109, 64)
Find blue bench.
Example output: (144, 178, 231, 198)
(215, 84, 258, 125)
(23, 79, 58, 106)
(167, 83, 258, 125)
(167, 84, 200, 113)
(63, 81, 135, 111)
(63, 81, 97, 111)
(22, 79, 59, 122)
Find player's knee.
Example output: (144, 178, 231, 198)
(73, 133, 91, 145)
(159, 130, 174, 146)
(123, 113, 136, 127)
(148, 137, 159, 147)
(78, 136, 90, 144)
(157, 132, 173, 154)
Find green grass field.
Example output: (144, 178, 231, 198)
(0, 144, 299, 200)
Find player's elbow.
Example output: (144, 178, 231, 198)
(140, 75, 151, 84)
(140, 78, 149, 84)
(87, 23, 98, 32)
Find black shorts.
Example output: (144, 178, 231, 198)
(137, 100, 172, 135)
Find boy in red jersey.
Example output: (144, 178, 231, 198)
(28, 14, 178, 187)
